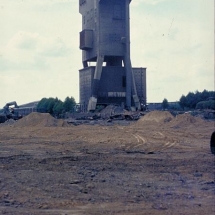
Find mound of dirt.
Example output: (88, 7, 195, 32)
(169, 113, 205, 128)
(14, 112, 69, 127)
(136, 111, 174, 125)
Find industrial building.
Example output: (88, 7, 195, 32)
(79, 0, 146, 112)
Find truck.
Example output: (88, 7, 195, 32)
(0, 101, 22, 123)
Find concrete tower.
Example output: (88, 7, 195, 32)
(79, 0, 146, 111)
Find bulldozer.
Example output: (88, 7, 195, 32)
(0, 101, 22, 123)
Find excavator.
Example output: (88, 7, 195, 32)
(0, 101, 22, 123)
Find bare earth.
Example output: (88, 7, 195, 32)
(0, 111, 214, 215)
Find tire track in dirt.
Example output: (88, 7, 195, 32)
(125, 131, 179, 154)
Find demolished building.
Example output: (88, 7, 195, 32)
(79, 0, 147, 112)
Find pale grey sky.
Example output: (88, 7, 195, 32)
(0, 0, 214, 107)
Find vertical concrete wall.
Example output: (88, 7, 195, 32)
(79, 0, 128, 62)
(79, 66, 146, 111)
(133, 68, 147, 105)
(99, 0, 125, 57)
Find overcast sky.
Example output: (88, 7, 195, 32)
(0, 0, 214, 107)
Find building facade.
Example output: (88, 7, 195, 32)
(79, 0, 146, 111)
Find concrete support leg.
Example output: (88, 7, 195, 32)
(123, 58, 132, 109)
(88, 55, 104, 111)
(124, 58, 140, 110)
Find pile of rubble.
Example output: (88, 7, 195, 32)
(67, 105, 144, 126)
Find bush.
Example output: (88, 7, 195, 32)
(169, 103, 183, 111)
(196, 100, 215, 110)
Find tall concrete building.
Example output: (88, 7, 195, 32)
(79, 0, 146, 111)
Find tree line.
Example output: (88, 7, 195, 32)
(36, 89, 214, 116)
(37, 96, 76, 117)
(162, 90, 215, 110)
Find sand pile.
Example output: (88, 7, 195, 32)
(169, 113, 205, 128)
(14, 112, 69, 127)
(136, 111, 174, 126)
(136, 111, 208, 128)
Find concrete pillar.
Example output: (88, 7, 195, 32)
(87, 55, 104, 111)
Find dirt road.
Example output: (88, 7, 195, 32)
(0, 112, 214, 214)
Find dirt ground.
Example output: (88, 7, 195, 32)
(0, 111, 214, 215)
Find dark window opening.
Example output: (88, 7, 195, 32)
(122, 76, 126, 88)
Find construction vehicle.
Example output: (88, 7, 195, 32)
(210, 131, 215, 154)
(0, 101, 22, 123)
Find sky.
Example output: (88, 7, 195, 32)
(0, 0, 214, 107)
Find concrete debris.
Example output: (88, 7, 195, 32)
(67, 105, 143, 126)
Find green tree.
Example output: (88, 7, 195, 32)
(37, 98, 48, 112)
(179, 95, 187, 110)
(186, 92, 196, 109)
(46, 98, 56, 114)
(201, 90, 210, 101)
(37, 97, 62, 114)
(162, 98, 169, 110)
(179, 90, 215, 110)
(63, 96, 76, 112)
(53, 100, 64, 116)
